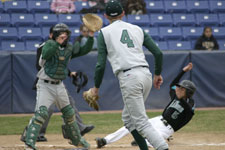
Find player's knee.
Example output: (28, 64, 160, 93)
(34, 106, 48, 124)
(156, 143, 169, 150)
(61, 105, 75, 124)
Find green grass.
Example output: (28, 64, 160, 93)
(0, 109, 224, 135)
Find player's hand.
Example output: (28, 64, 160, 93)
(91, 87, 99, 96)
(56, 33, 68, 45)
(154, 75, 163, 89)
(83, 87, 99, 111)
(183, 63, 193, 72)
(70, 71, 76, 77)
(88, 31, 94, 37)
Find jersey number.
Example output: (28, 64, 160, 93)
(120, 30, 134, 48)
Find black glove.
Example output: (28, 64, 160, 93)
(72, 71, 88, 93)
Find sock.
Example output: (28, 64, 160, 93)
(131, 129, 148, 150)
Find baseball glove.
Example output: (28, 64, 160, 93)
(72, 71, 88, 93)
(82, 13, 103, 32)
(83, 89, 99, 111)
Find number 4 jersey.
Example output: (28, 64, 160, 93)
(100, 20, 149, 75)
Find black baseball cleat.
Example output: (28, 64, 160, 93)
(167, 136, 173, 142)
(37, 135, 47, 142)
(81, 125, 95, 136)
(95, 137, 106, 148)
(131, 140, 138, 146)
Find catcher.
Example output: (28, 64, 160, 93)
(20, 26, 94, 143)
(95, 63, 196, 148)
(23, 20, 101, 150)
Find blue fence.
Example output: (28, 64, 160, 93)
(0, 50, 225, 114)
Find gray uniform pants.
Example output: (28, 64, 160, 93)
(117, 67, 168, 150)
(36, 79, 86, 136)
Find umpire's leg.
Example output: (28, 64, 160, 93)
(67, 92, 86, 131)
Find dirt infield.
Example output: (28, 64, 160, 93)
(1, 108, 225, 150)
(1, 132, 225, 150)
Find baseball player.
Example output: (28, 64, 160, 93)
(85, 0, 169, 150)
(20, 26, 94, 143)
(95, 63, 196, 148)
(24, 23, 95, 150)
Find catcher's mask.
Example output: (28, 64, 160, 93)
(72, 71, 88, 93)
(176, 80, 196, 98)
(52, 23, 71, 46)
(105, 0, 123, 17)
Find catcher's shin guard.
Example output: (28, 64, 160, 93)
(61, 105, 90, 148)
(25, 106, 48, 149)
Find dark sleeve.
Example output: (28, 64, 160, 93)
(42, 40, 60, 60)
(71, 36, 94, 58)
(143, 31, 163, 75)
(213, 38, 219, 50)
(68, 68, 71, 77)
(169, 70, 185, 99)
(73, 35, 82, 45)
(36, 46, 42, 71)
(94, 31, 107, 88)
(194, 37, 205, 50)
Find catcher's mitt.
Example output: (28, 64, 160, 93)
(83, 89, 99, 111)
(72, 71, 88, 93)
(82, 13, 103, 32)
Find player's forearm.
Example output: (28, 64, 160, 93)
(153, 51, 163, 75)
(94, 60, 106, 88)
(78, 37, 94, 55)
(72, 37, 94, 58)
(143, 32, 162, 75)
(94, 31, 107, 88)
(170, 70, 185, 88)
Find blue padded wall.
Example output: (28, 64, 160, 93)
(1, 50, 225, 114)
(0, 52, 12, 113)
(191, 51, 225, 107)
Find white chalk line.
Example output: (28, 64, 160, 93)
(190, 143, 225, 146)
(3, 143, 225, 148)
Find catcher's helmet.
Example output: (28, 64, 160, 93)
(52, 23, 71, 41)
(105, 0, 123, 17)
(176, 80, 196, 98)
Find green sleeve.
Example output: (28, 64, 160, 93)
(71, 36, 94, 58)
(42, 40, 60, 60)
(94, 31, 107, 88)
(143, 31, 163, 75)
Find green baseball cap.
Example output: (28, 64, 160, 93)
(105, 0, 123, 17)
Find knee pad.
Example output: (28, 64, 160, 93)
(61, 105, 75, 124)
(35, 106, 49, 124)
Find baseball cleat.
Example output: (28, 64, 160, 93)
(95, 137, 106, 148)
(37, 135, 47, 142)
(131, 140, 138, 146)
(81, 125, 95, 136)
